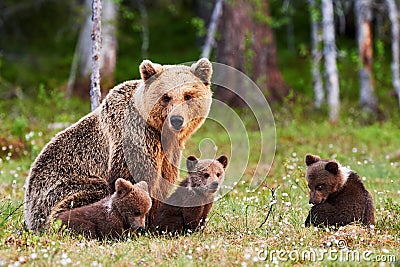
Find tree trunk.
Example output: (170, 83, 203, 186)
(66, 0, 117, 98)
(201, 0, 223, 59)
(335, 0, 346, 35)
(90, 0, 102, 111)
(137, 0, 149, 59)
(386, 0, 400, 109)
(65, 0, 92, 98)
(214, 0, 289, 105)
(355, 0, 377, 112)
(283, 0, 295, 52)
(261, 0, 290, 102)
(100, 0, 118, 88)
(322, 0, 340, 122)
(309, 0, 324, 108)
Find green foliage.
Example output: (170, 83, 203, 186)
(243, 30, 254, 76)
(0, 2, 400, 264)
(116, 2, 199, 82)
(0, 96, 399, 265)
(377, 198, 400, 232)
(191, 17, 206, 37)
(0, 199, 23, 229)
(10, 116, 28, 139)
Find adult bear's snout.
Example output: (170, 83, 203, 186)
(170, 115, 184, 130)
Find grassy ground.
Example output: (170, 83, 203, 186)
(0, 92, 399, 266)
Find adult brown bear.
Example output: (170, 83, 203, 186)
(24, 59, 213, 232)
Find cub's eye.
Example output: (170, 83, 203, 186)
(184, 94, 193, 101)
(203, 173, 210, 178)
(216, 173, 221, 178)
(134, 211, 141, 216)
(315, 185, 323, 191)
(162, 94, 171, 102)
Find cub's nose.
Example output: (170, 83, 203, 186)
(309, 200, 318, 205)
(170, 115, 184, 130)
(210, 181, 219, 189)
(207, 181, 219, 193)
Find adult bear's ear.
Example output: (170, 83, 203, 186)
(217, 155, 228, 169)
(325, 161, 339, 175)
(134, 181, 149, 194)
(190, 58, 212, 86)
(186, 156, 198, 172)
(115, 178, 133, 196)
(139, 60, 163, 81)
(305, 154, 320, 166)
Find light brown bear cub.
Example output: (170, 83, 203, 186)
(153, 155, 228, 233)
(57, 179, 151, 239)
(304, 154, 375, 227)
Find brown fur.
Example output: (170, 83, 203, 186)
(24, 59, 213, 232)
(57, 180, 151, 239)
(153, 155, 228, 233)
(304, 154, 375, 227)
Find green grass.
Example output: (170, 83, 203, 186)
(0, 94, 399, 266)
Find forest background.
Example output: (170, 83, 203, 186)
(0, 0, 399, 266)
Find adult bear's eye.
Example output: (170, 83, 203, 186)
(184, 94, 193, 101)
(315, 185, 323, 191)
(134, 211, 141, 216)
(162, 94, 171, 102)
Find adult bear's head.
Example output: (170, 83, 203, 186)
(135, 58, 213, 143)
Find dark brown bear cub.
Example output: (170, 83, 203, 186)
(57, 179, 151, 239)
(304, 154, 375, 227)
(153, 155, 228, 233)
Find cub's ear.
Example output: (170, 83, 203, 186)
(139, 60, 163, 81)
(325, 161, 339, 175)
(115, 178, 133, 196)
(186, 155, 198, 172)
(190, 58, 212, 85)
(134, 181, 149, 194)
(217, 155, 228, 169)
(305, 154, 321, 166)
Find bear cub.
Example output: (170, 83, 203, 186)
(57, 179, 151, 239)
(153, 155, 228, 233)
(304, 154, 375, 227)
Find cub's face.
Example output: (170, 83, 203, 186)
(305, 154, 345, 205)
(135, 58, 212, 140)
(186, 155, 228, 194)
(113, 179, 152, 230)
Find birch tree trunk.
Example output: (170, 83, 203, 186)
(66, 0, 117, 98)
(355, 0, 377, 112)
(201, 0, 223, 59)
(80, 0, 93, 78)
(137, 0, 149, 59)
(90, 0, 102, 111)
(322, 0, 340, 122)
(309, 0, 324, 108)
(386, 0, 400, 109)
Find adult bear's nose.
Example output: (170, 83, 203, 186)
(170, 115, 184, 130)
